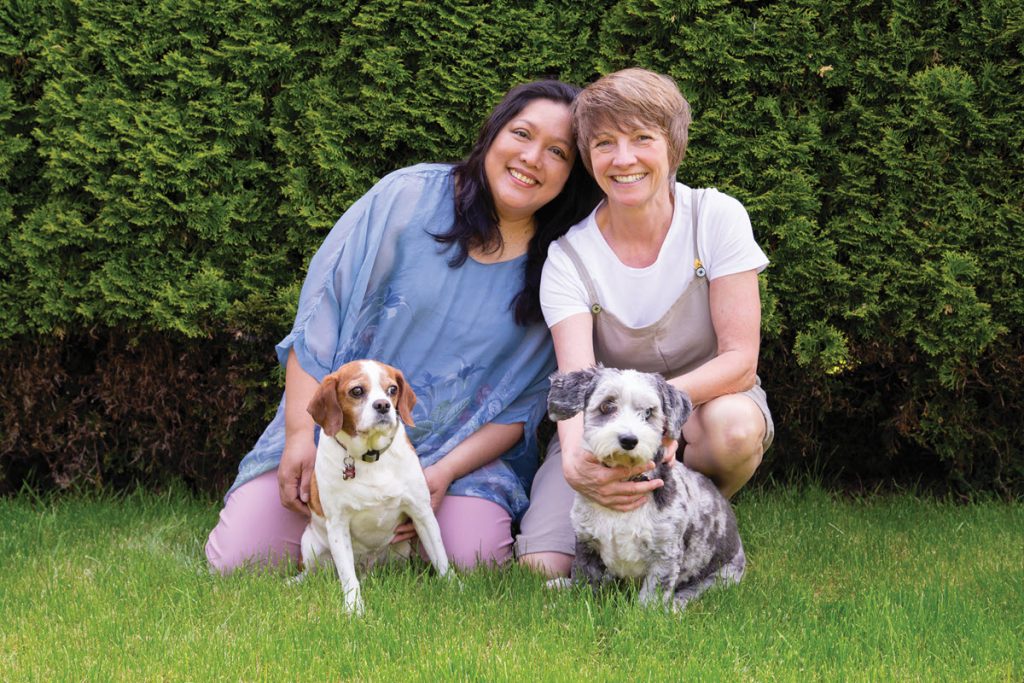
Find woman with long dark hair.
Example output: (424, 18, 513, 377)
(205, 80, 600, 573)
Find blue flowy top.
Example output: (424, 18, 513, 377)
(228, 164, 556, 519)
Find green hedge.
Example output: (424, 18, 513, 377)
(2, 0, 1021, 495)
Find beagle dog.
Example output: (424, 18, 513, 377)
(295, 359, 450, 615)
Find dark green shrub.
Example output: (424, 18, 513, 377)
(1, 0, 1021, 495)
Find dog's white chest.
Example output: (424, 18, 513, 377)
(344, 493, 408, 555)
(312, 439, 426, 556)
(572, 497, 658, 579)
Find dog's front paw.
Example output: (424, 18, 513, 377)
(638, 581, 674, 611)
(344, 594, 365, 617)
(341, 585, 365, 616)
(442, 570, 464, 593)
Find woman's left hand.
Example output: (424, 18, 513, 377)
(422, 462, 455, 511)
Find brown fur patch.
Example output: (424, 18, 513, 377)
(308, 470, 324, 517)
(381, 363, 418, 427)
(309, 362, 373, 438)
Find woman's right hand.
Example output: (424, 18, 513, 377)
(279, 349, 322, 517)
(563, 446, 663, 512)
(278, 437, 316, 517)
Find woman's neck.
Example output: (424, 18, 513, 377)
(597, 185, 675, 268)
(469, 214, 534, 264)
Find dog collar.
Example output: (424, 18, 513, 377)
(338, 447, 381, 481)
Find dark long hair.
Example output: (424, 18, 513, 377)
(433, 80, 602, 326)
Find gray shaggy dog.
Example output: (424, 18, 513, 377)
(548, 366, 745, 611)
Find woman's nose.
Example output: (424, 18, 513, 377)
(520, 142, 542, 166)
(612, 140, 636, 166)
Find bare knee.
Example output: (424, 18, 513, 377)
(685, 396, 766, 497)
(713, 419, 764, 465)
(695, 397, 765, 464)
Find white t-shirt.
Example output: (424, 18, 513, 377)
(540, 183, 769, 329)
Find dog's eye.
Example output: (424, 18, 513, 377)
(599, 400, 616, 415)
(386, 385, 398, 396)
(349, 386, 364, 398)
(644, 407, 655, 420)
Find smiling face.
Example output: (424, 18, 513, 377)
(483, 98, 575, 225)
(307, 360, 418, 457)
(587, 121, 673, 212)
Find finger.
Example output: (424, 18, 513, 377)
(593, 464, 634, 485)
(391, 522, 417, 544)
(601, 492, 650, 512)
(393, 521, 415, 536)
(663, 440, 679, 467)
(593, 482, 634, 502)
(598, 478, 662, 503)
(625, 463, 653, 479)
(282, 492, 310, 516)
(278, 477, 310, 516)
(391, 531, 417, 544)
(278, 475, 295, 507)
(622, 495, 651, 511)
(299, 465, 312, 505)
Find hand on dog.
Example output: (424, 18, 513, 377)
(278, 438, 316, 517)
(664, 439, 679, 467)
(391, 463, 453, 545)
(390, 520, 417, 545)
(565, 447, 664, 512)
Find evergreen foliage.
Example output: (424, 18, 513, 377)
(1, 0, 1021, 494)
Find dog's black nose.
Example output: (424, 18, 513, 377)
(373, 399, 391, 414)
(619, 434, 638, 451)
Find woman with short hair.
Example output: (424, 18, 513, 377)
(516, 68, 774, 577)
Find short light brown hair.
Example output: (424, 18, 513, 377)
(572, 68, 692, 176)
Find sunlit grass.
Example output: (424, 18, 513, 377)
(1, 486, 1020, 681)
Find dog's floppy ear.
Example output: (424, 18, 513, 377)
(547, 367, 600, 422)
(392, 368, 417, 427)
(307, 375, 346, 437)
(655, 374, 693, 439)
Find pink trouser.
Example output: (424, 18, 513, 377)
(205, 470, 513, 573)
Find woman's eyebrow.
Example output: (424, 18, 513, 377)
(511, 118, 571, 147)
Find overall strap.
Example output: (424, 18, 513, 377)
(555, 236, 605, 314)
(691, 187, 707, 279)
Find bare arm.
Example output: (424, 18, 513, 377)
(669, 270, 761, 404)
(278, 349, 321, 516)
(422, 422, 524, 509)
(391, 421, 525, 543)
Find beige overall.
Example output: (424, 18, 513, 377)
(515, 188, 774, 557)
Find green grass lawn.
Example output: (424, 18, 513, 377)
(1, 485, 1020, 681)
